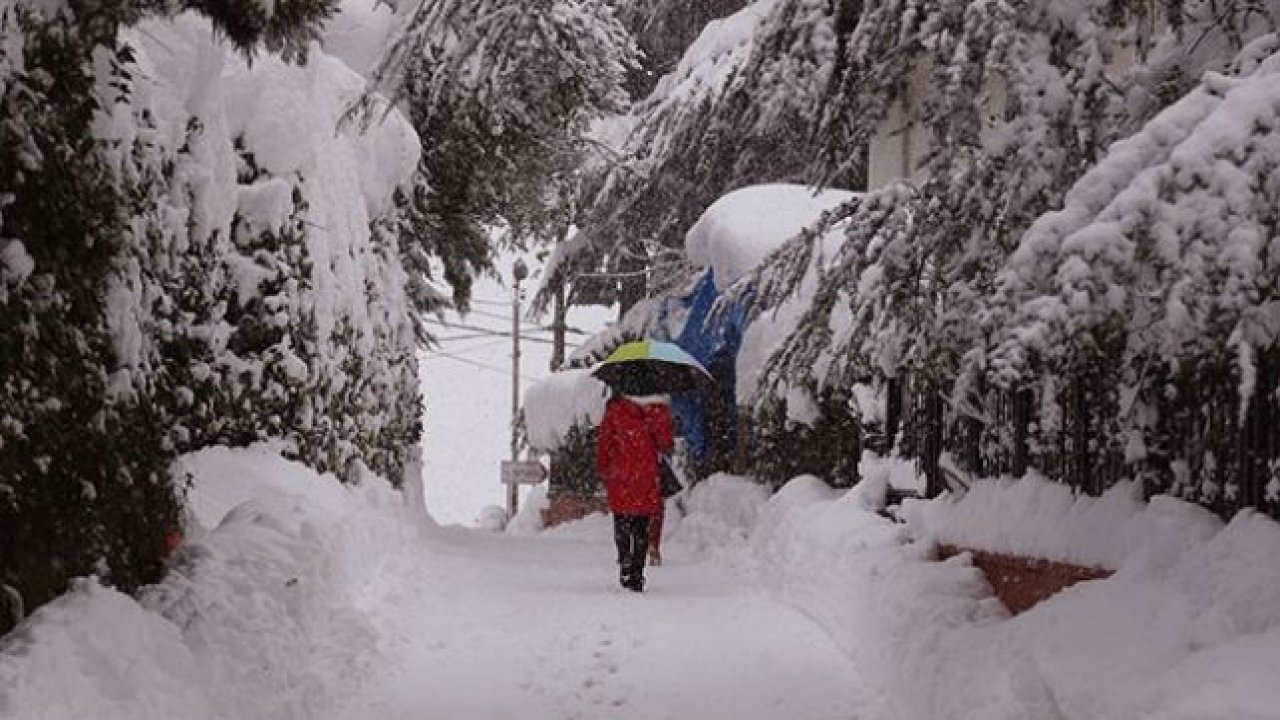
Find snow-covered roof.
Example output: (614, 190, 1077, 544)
(685, 183, 857, 291)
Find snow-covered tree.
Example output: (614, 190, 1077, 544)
(614, 0, 749, 98)
(538, 0, 855, 315)
(358, 0, 637, 319)
(982, 33, 1280, 512)
(563, 0, 1280, 504)
(724, 0, 1272, 488)
(0, 0, 421, 630)
(0, 3, 183, 628)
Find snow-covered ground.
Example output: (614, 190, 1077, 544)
(6, 444, 1279, 720)
(334, 517, 865, 719)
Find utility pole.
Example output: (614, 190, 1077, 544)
(509, 258, 528, 520)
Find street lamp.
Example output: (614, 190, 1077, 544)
(509, 258, 528, 520)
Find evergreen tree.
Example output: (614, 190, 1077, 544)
(536, 0, 859, 316)
(0, 0, 383, 632)
(983, 34, 1280, 512)
(742, 0, 1279, 501)
(359, 0, 637, 320)
(548, 0, 1280, 503)
(0, 6, 180, 626)
(614, 0, 749, 98)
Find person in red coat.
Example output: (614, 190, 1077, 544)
(596, 392, 672, 592)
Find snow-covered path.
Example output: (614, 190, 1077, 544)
(336, 519, 867, 720)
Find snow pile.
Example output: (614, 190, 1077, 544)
(685, 183, 857, 291)
(749, 476, 1008, 719)
(902, 475, 1222, 569)
(667, 474, 773, 567)
(504, 484, 550, 535)
(0, 579, 222, 718)
(522, 368, 608, 450)
(0, 445, 426, 720)
(750, 471, 1280, 720)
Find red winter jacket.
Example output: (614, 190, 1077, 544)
(596, 396, 673, 516)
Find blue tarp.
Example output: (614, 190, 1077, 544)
(658, 270, 747, 475)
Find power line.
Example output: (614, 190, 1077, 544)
(423, 349, 541, 381)
(463, 307, 593, 337)
(423, 336, 510, 356)
(435, 313, 592, 340)
(422, 318, 558, 345)
(432, 331, 505, 343)
(463, 306, 521, 322)
(458, 306, 548, 332)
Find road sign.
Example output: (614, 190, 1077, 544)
(500, 460, 547, 485)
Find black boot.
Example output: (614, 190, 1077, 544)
(624, 571, 644, 592)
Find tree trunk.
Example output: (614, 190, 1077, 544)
(1013, 387, 1032, 477)
(1072, 371, 1092, 494)
(924, 380, 945, 498)
(885, 376, 902, 454)
(550, 285, 567, 371)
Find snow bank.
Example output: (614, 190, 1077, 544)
(685, 183, 857, 291)
(902, 474, 1223, 570)
(749, 471, 1280, 720)
(177, 441, 352, 529)
(505, 484, 550, 535)
(522, 368, 608, 450)
(749, 476, 1008, 719)
(0, 445, 426, 720)
(665, 474, 773, 572)
(0, 579, 220, 719)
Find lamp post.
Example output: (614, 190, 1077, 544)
(509, 258, 528, 520)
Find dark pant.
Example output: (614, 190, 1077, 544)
(612, 514, 651, 583)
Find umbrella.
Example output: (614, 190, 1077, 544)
(591, 339, 714, 396)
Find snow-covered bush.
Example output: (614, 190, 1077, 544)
(0, 1, 420, 630)
(521, 356, 609, 496)
(749, 388, 864, 488)
(0, 444, 426, 720)
(722, 0, 1280, 510)
(0, 1, 204, 633)
(978, 35, 1280, 512)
